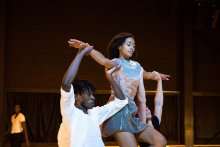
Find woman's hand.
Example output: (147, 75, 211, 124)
(68, 39, 89, 50)
(144, 71, 170, 81)
(159, 73, 170, 80)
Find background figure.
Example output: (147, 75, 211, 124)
(5, 104, 29, 147)
(139, 71, 164, 147)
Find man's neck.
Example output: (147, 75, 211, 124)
(76, 105, 88, 114)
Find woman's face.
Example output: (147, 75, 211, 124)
(119, 37, 135, 59)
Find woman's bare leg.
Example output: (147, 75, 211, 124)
(114, 131, 138, 147)
(136, 126, 167, 147)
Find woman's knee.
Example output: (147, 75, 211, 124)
(156, 135, 167, 147)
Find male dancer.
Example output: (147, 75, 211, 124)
(58, 45, 128, 147)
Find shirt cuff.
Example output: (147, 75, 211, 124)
(113, 97, 128, 105)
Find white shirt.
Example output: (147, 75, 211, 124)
(11, 113, 25, 134)
(57, 85, 128, 147)
(84, 116, 104, 147)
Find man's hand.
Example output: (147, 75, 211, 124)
(68, 39, 89, 50)
(105, 65, 120, 82)
(105, 65, 126, 100)
(78, 45, 93, 55)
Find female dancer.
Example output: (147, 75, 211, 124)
(69, 32, 167, 147)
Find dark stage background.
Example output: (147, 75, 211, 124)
(0, 0, 220, 146)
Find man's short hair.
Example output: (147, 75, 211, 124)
(73, 79, 96, 95)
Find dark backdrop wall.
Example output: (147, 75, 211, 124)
(5, 0, 179, 90)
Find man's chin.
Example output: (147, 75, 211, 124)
(87, 106, 94, 109)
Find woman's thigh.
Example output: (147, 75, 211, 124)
(113, 131, 138, 147)
(136, 126, 166, 146)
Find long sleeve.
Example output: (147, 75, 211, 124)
(91, 97, 128, 125)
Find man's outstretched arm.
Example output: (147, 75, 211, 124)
(95, 66, 128, 125)
(61, 46, 93, 92)
(105, 66, 126, 100)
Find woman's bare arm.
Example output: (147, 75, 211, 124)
(68, 39, 116, 69)
(143, 71, 170, 81)
(68, 39, 171, 79)
(89, 49, 116, 69)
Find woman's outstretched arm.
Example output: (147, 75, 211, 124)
(68, 39, 171, 80)
(68, 39, 117, 69)
(143, 71, 170, 81)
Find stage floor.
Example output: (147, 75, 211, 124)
(1, 143, 220, 147)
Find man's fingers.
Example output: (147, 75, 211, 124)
(86, 45, 93, 49)
(109, 65, 120, 73)
(107, 67, 116, 74)
(105, 65, 120, 76)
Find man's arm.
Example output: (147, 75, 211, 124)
(105, 66, 126, 100)
(21, 122, 29, 146)
(61, 45, 93, 92)
(93, 66, 128, 125)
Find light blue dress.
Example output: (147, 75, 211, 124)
(102, 58, 147, 137)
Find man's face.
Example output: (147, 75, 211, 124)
(80, 93, 95, 110)
(14, 105, 21, 114)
